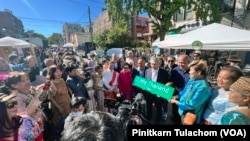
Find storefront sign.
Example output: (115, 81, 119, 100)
(192, 40, 203, 49)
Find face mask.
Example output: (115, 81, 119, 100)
(72, 111, 83, 117)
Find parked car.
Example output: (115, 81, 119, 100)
(89, 50, 105, 58)
(105, 48, 124, 58)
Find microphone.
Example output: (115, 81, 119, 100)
(47, 93, 51, 109)
(133, 93, 144, 103)
(43, 80, 51, 109)
(132, 93, 147, 115)
(43, 80, 51, 90)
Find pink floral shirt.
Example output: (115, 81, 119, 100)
(18, 115, 41, 141)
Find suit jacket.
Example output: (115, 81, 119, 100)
(135, 66, 149, 78)
(145, 68, 169, 85)
(66, 75, 90, 99)
(114, 61, 122, 73)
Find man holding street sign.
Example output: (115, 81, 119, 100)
(143, 57, 170, 124)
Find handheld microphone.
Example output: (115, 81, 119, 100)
(43, 80, 51, 109)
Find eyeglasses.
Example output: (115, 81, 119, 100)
(6, 101, 17, 109)
(168, 60, 174, 63)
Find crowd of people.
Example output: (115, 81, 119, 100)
(0, 47, 250, 141)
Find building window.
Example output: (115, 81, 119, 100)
(137, 32, 142, 37)
(136, 20, 141, 26)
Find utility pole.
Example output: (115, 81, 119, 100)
(88, 6, 94, 47)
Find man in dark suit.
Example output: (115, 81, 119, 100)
(133, 56, 149, 96)
(166, 54, 190, 125)
(111, 53, 122, 73)
(145, 57, 170, 124)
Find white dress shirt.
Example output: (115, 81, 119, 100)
(151, 69, 159, 82)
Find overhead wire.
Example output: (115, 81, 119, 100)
(10, 0, 106, 36)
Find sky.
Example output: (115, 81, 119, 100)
(0, 0, 106, 37)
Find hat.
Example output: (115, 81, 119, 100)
(227, 55, 241, 62)
(89, 52, 96, 57)
(0, 93, 16, 102)
(71, 96, 87, 107)
(8, 54, 18, 62)
(230, 77, 250, 97)
(193, 50, 201, 55)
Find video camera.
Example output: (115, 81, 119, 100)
(115, 93, 149, 141)
(115, 93, 148, 125)
(82, 67, 92, 79)
(104, 92, 124, 111)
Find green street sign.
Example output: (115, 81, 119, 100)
(133, 76, 175, 100)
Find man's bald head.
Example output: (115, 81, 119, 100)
(178, 54, 190, 71)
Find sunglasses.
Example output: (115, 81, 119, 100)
(168, 60, 174, 62)
(6, 101, 18, 109)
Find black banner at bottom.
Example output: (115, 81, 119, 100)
(127, 125, 250, 140)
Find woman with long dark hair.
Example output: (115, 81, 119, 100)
(47, 65, 71, 127)
(0, 93, 22, 141)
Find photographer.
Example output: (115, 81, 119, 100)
(83, 67, 97, 112)
(65, 64, 90, 100)
(25, 55, 46, 86)
(5, 71, 57, 141)
(8, 53, 28, 72)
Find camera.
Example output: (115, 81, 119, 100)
(115, 93, 149, 141)
(115, 93, 148, 124)
(116, 93, 148, 122)
(83, 67, 92, 78)
(116, 100, 132, 123)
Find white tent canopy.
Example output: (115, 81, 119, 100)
(158, 23, 250, 50)
(0, 36, 32, 48)
(152, 34, 182, 47)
